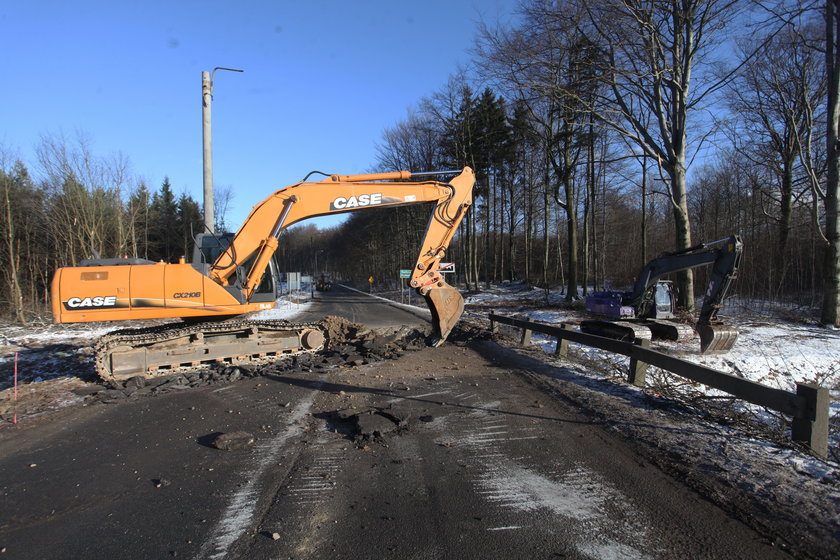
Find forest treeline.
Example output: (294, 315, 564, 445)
(293, 0, 840, 327)
(0, 136, 205, 325)
(2, 0, 839, 327)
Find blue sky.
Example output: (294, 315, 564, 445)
(0, 0, 517, 229)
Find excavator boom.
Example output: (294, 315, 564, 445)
(207, 167, 474, 340)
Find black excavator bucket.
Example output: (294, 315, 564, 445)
(697, 323, 738, 354)
(424, 282, 465, 346)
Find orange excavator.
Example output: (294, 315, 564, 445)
(51, 167, 475, 382)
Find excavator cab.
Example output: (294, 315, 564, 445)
(653, 281, 676, 319)
(192, 232, 236, 269)
(634, 280, 675, 320)
(192, 233, 278, 303)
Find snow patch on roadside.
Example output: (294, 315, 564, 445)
(249, 299, 313, 320)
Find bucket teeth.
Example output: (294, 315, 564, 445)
(424, 282, 465, 344)
(698, 323, 738, 354)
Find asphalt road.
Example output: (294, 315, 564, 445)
(0, 288, 793, 559)
(294, 284, 430, 329)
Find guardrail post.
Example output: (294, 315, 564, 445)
(791, 383, 829, 458)
(520, 327, 532, 346)
(555, 324, 572, 357)
(490, 316, 498, 334)
(628, 338, 650, 387)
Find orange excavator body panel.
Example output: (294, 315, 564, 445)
(51, 262, 271, 323)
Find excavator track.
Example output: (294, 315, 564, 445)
(644, 319, 695, 342)
(580, 319, 652, 343)
(95, 319, 327, 384)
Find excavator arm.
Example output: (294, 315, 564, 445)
(210, 167, 475, 341)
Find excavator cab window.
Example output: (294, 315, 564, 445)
(654, 281, 676, 318)
(192, 232, 236, 266)
(190, 232, 276, 303)
(242, 254, 278, 303)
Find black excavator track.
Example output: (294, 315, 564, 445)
(94, 319, 327, 384)
(579, 319, 653, 343)
(579, 318, 694, 344)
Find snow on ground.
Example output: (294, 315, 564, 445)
(466, 284, 839, 393)
(464, 283, 840, 463)
(249, 295, 313, 320)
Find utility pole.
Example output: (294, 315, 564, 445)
(202, 67, 243, 234)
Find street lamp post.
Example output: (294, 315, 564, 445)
(202, 66, 243, 234)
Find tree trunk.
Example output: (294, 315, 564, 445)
(507, 183, 515, 282)
(2, 181, 26, 325)
(824, 0, 840, 326)
(485, 177, 492, 288)
(524, 174, 533, 283)
(641, 156, 648, 267)
(543, 176, 550, 289)
(564, 176, 579, 301)
(670, 166, 695, 310)
(777, 157, 794, 295)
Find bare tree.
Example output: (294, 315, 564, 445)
(375, 109, 440, 172)
(822, 0, 840, 325)
(0, 147, 27, 325)
(36, 131, 131, 264)
(727, 26, 825, 296)
(214, 184, 235, 233)
(727, 22, 825, 294)
(476, 7, 599, 298)
(571, 0, 751, 308)
(477, 0, 753, 305)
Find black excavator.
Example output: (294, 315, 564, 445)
(582, 235, 743, 353)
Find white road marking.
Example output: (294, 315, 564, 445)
(409, 391, 451, 399)
(195, 388, 319, 560)
(440, 401, 658, 560)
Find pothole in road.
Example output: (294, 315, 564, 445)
(318, 404, 413, 446)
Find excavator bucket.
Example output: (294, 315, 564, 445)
(424, 282, 465, 346)
(697, 323, 738, 354)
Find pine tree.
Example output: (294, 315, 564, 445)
(177, 193, 203, 259)
(148, 177, 178, 262)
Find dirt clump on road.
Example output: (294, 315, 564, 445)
(321, 404, 413, 446)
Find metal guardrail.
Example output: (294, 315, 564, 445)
(489, 313, 830, 458)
